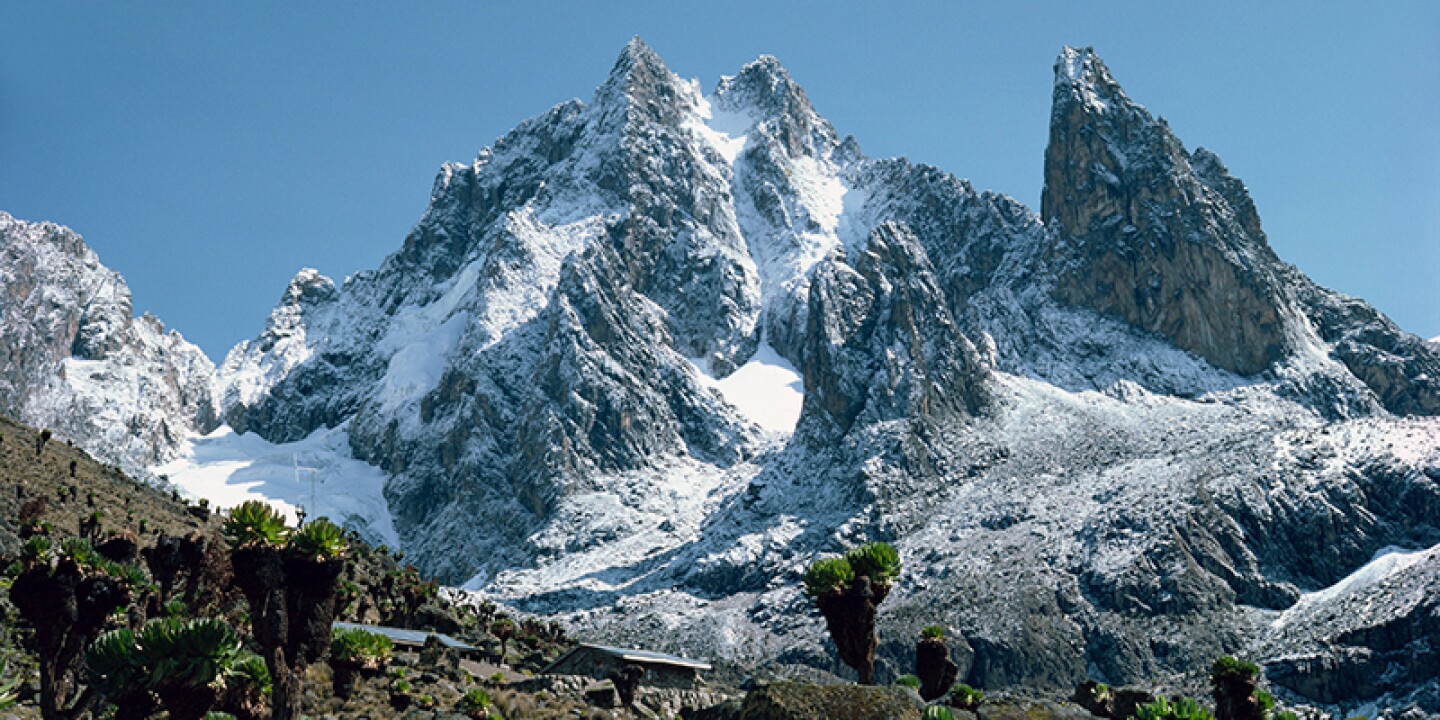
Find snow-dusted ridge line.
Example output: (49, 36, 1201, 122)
(1271, 543, 1439, 628)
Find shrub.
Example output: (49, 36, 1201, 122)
(1135, 696, 1214, 720)
(21, 535, 51, 562)
(921, 624, 945, 640)
(459, 687, 493, 716)
(802, 557, 854, 598)
(895, 674, 921, 689)
(923, 706, 956, 720)
(223, 501, 289, 547)
(1255, 688, 1275, 714)
(0, 663, 18, 711)
(845, 542, 902, 584)
(950, 683, 984, 710)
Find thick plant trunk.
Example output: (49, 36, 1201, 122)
(156, 684, 221, 720)
(232, 546, 297, 719)
(1213, 675, 1264, 720)
(332, 662, 360, 700)
(817, 577, 886, 685)
(916, 637, 958, 701)
(266, 646, 303, 720)
(283, 554, 343, 665)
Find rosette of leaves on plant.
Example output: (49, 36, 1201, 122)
(86, 617, 269, 720)
(949, 683, 984, 711)
(457, 687, 494, 719)
(1135, 695, 1214, 720)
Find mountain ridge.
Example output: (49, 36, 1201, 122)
(2, 41, 1438, 714)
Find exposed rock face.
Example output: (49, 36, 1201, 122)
(0, 212, 217, 472)
(801, 222, 989, 440)
(1261, 545, 1440, 709)
(1040, 47, 1440, 416)
(1294, 278, 1440, 416)
(1042, 47, 1299, 376)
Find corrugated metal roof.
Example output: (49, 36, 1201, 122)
(332, 621, 477, 652)
(545, 643, 712, 672)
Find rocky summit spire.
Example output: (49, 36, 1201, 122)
(1040, 46, 1298, 376)
(1050, 46, 1132, 118)
(592, 36, 689, 125)
(713, 54, 836, 160)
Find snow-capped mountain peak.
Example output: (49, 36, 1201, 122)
(6, 41, 1438, 712)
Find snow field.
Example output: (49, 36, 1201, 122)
(153, 424, 399, 548)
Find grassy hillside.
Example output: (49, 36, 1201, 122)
(0, 415, 213, 555)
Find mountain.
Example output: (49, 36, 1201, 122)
(0, 211, 217, 473)
(203, 41, 1440, 711)
(5, 41, 1439, 714)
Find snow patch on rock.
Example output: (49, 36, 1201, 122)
(690, 342, 804, 434)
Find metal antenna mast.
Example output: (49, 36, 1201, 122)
(293, 454, 321, 524)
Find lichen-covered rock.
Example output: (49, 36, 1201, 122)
(738, 682, 925, 720)
(976, 699, 1097, 720)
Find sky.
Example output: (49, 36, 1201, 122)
(2, 3, 1436, 359)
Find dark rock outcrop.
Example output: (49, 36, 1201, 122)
(1041, 48, 1297, 377)
(738, 682, 925, 720)
(801, 222, 989, 440)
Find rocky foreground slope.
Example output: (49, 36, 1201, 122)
(3, 42, 1438, 714)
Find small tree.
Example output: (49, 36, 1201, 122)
(224, 501, 346, 720)
(491, 618, 516, 664)
(329, 627, 393, 699)
(915, 625, 958, 701)
(1210, 656, 1263, 720)
(8, 535, 147, 719)
(802, 541, 901, 685)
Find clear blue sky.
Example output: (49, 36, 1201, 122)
(3, 3, 1436, 359)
